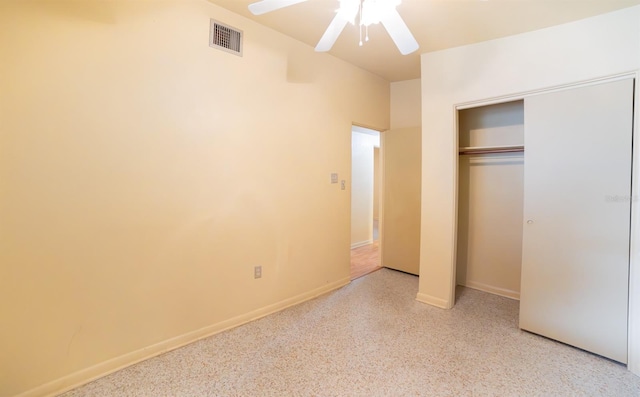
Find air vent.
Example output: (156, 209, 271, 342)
(209, 19, 243, 56)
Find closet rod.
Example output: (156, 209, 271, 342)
(458, 145, 525, 155)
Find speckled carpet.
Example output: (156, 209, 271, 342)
(61, 268, 640, 396)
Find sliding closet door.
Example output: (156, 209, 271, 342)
(520, 78, 634, 363)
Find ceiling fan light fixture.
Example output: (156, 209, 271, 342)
(337, 0, 360, 24)
(248, 0, 418, 55)
(360, 0, 401, 27)
(337, 0, 404, 47)
(337, 0, 402, 27)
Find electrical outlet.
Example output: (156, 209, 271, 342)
(254, 265, 262, 279)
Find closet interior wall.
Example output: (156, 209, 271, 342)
(456, 101, 524, 299)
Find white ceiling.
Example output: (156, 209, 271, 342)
(208, 0, 640, 82)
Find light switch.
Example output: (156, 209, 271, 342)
(331, 173, 338, 184)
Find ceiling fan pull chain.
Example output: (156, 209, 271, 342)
(359, 1, 363, 46)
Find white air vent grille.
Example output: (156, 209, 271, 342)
(210, 20, 243, 56)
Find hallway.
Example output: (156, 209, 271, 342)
(350, 240, 380, 280)
(350, 220, 380, 280)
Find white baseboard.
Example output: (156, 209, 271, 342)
(17, 277, 351, 397)
(416, 292, 451, 309)
(351, 239, 373, 249)
(462, 281, 520, 300)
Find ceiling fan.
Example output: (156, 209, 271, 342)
(247, 0, 420, 55)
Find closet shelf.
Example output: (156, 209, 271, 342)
(458, 145, 524, 155)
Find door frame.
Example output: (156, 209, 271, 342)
(349, 124, 385, 273)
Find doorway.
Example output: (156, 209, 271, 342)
(350, 126, 382, 280)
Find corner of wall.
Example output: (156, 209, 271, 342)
(415, 292, 452, 309)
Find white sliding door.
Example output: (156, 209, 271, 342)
(520, 78, 634, 363)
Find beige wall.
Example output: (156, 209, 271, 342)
(0, 1, 390, 396)
(456, 102, 524, 299)
(390, 78, 421, 129)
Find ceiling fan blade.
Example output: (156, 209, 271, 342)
(380, 8, 419, 55)
(248, 0, 308, 16)
(315, 14, 349, 52)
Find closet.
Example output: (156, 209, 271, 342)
(457, 78, 634, 364)
(457, 100, 525, 300)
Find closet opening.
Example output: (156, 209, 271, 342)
(456, 100, 525, 300)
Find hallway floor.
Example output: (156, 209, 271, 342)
(350, 240, 381, 280)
